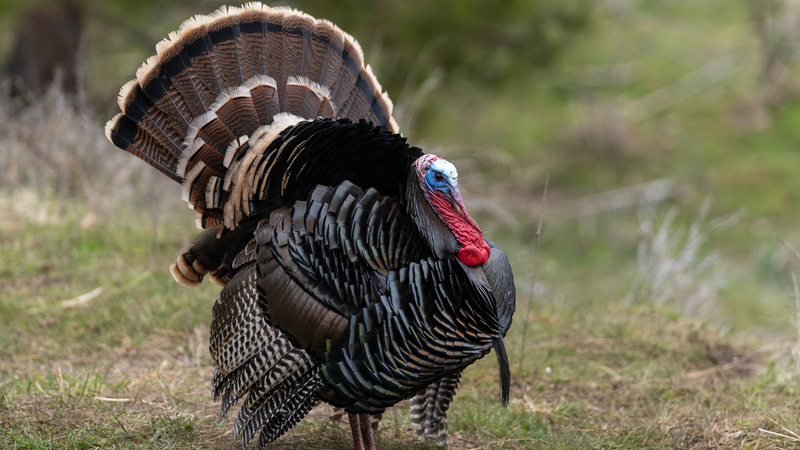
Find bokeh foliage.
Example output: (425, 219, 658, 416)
(298, 0, 592, 83)
(0, 0, 592, 112)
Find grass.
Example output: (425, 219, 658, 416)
(1, 195, 799, 449)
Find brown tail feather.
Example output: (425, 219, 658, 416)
(284, 77, 330, 118)
(304, 20, 338, 87)
(155, 29, 213, 117)
(136, 56, 192, 137)
(263, 9, 285, 84)
(341, 65, 381, 124)
(312, 21, 345, 90)
(277, 12, 315, 108)
(212, 88, 261, 138)
(246, 75, 281, 125)
(205, 10, 247, 88)
(105, 114, 182, 182)
(236, 9, 270, 80)
(107, 3, 400, 232)
(329, 38, 363, 111)
(117, 80, 184, 159)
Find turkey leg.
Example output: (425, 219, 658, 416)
(359, 413, 377, 450)
(348, 413, 377, 450)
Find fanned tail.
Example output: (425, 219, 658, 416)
(106, 2, 399, 230)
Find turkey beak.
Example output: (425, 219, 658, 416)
(446, 185, 464, 215)
(451, 198, 463, 215)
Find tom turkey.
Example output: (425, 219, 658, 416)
(105, 3, 515, 449)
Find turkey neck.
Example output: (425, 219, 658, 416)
(403, 163, 502, 332)
(403, 166, 460, 260)
(402, 161, 503, 323)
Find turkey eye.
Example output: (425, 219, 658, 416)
(434, 173, 444, 182)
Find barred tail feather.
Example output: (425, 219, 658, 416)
(105, 113, 182, 182)
(106, 2, 399, 236)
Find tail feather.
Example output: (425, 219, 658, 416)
(246, 75, 280, 125)
(306, 20, 341, 88)
(285, 77, 330, 118)
(104, 114, 182, 182)
(156, 28, 213, 117)
(136, 56, 191, 136)
(183, 114, 234, 171)
(278, 12, 315, 109)
(329, 38, 363, 110)
(263, 9, 286, 84)
(116, 80, 184, 159)
(206, 11, 247, 88)
(235, 8, 269, 80)
(312, 20, 345, 90)
(340, 65, 379, 123)
(108, 3, 399, 196)
(210, 88, 261, 140)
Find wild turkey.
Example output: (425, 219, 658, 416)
(105, 3, 515, 449)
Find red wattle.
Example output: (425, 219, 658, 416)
(458, 242, 490, 266)
(426, 190, 492, 266)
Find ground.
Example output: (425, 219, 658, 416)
(1, 196, 799, 449)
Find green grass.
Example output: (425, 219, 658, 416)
(1, 197, 799, 449)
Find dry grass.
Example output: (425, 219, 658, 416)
(0, 335, 441, 449)
(2, 198, 798, 449)
(625, 199, 747, 316)
(4, 292, 798, 449)
(0, 79, 176, 219)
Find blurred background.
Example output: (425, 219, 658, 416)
(2, 0, 800, 355)
(5, 1, 800, 447)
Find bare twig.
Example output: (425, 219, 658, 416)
(517, 173, 549, 382)
(793, 270, 800, 374)
(767, 417, 800, 439)
(587, 360, 622, 380)
(60, 286, 105, 308)
(759, 428, 800, 442)
(774, 234, 800, 260)
(93, 396, 137, 402)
